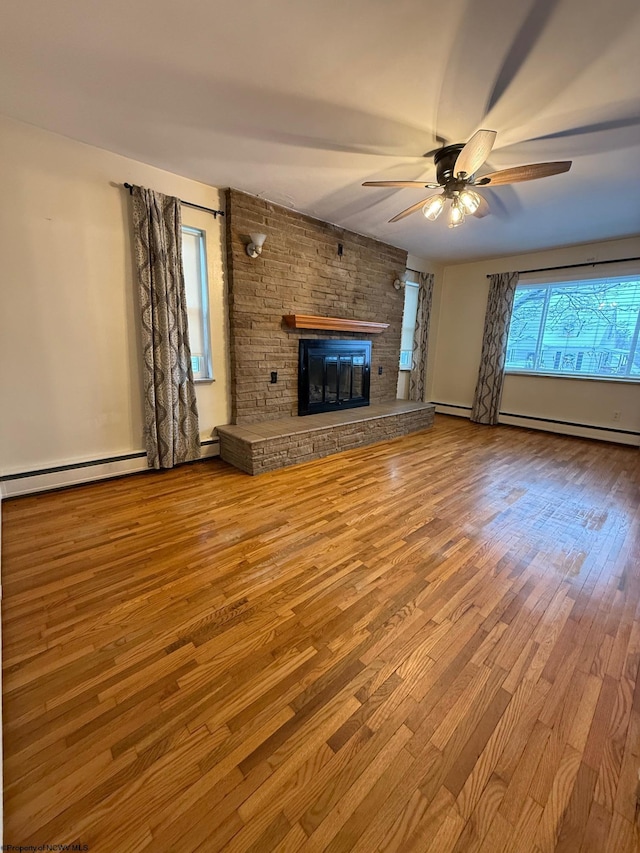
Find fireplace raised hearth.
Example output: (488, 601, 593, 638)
(298, 339, 371, 416)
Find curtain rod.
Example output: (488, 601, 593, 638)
(486, 256, 640, 278)
(123, 183, 225, 218)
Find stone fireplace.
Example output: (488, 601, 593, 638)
(217, 190, 435, 475)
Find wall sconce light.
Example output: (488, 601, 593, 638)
(246, 233, 267, 258)
(393, 278, 405, 290)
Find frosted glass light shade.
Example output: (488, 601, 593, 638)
(422, 195, 445, 221)
(249, 233, 267, 249)
(247, 232, 267, 258)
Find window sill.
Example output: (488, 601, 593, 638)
(505, 371, 639, 384)
(194, 378, 215, 384)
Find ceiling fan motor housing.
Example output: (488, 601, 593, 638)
(434, 144, 466, 185)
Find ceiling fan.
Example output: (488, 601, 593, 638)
(362, 130, 571, 228)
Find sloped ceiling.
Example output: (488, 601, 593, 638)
(1, 0, 639, 263)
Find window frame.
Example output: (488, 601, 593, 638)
(399, 273, 420, 372)
(505, 270, 640, 384)
(182, 224, 214, 383)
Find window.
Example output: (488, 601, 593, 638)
(182, 226, 213, 381)
(399, 272, 420, 371)
(505, 271, 640, 380)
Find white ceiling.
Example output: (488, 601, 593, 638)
(2, 0, 640, 263)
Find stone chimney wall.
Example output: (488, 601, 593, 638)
(225, 189, 407, 424)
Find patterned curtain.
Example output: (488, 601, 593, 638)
(470, 271, 519, 425)
(131, 186, 200, 469)
(409, 272, 435, 402)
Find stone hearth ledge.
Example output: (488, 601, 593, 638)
(216, 401, 436, 475)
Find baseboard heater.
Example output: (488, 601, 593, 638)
(0, 439, 221, 497)
(433, 403, 639, 445)
(499, 412, 639, 437)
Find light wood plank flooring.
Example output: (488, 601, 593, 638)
(2, 415, 640, 852)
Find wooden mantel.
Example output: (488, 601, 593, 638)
(283, 314, 389, 334)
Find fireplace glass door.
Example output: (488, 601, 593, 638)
(299, 340, 371, 416)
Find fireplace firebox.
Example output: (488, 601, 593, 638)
(298, 339, 371, 416)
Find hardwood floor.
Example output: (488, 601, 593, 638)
(2, 415, 640, 852)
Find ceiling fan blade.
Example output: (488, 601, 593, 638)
(454, 129, 497, 178)
(472, 195, 490, 218)
(478, 161, 572, 186)
(363, 180, 438, 188)
(388, 196, 438, 223)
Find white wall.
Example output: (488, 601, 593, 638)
(431, 237, 640, 445)
(0, 116, 231, 492)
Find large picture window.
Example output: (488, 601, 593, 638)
(505, 271, 640, 380)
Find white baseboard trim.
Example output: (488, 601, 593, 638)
(434, 404, 472, 418)
(1, 441, 220, 498)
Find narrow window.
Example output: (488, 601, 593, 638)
(399, 273, 420, 371)
(182, 226, 213, 381)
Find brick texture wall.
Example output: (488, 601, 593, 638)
(226, 189, 407, 424)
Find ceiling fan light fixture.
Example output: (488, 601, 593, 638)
(459, 189, 481, 214)
(362, 130, 572, 228)
(448, 198, 465, 228)
(422, 194, 445, 221)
